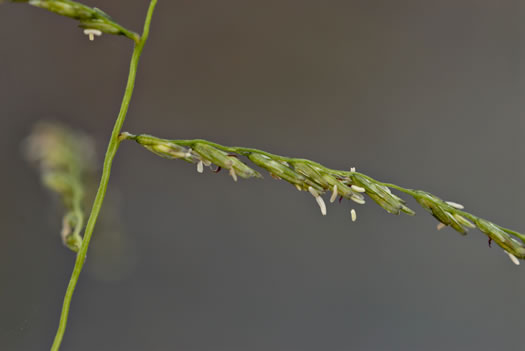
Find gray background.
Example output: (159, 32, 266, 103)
(1, 0, 523, 350)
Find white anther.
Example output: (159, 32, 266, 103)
(83, 29, 102, 41)
(308, 186, 326, 216)
(436, 223, 446, 230)
(350, 194, 365, 205)
(350, 209, 357, 222)
(446, 201, 464, 210)
(350, 167, 356, 172)
(196, 160, 204, 173)
(330, 185, 338, 203)
(229, 168, 238, 182)
(506, 252, 520, 266)
(308, 186, 319, 197)
(316, 197, 327, 216)
(295, 185, 302, 191)
(351, 185, 366, 193)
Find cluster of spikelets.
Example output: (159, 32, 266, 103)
(121, 132, 525, 265)
(9, 0, 139, 42)
(25, 123, 95, 252)
(12, 0, 525, 266)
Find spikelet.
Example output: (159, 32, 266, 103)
(25, 122, 95, 252)
(12, 0, 140, 42)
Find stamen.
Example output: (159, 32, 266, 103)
(316, 196, 327, 216)
(308, 186, 318, 197)
(350, 185, 366, 193)
(506, 252, 520, 266)
(196, 160, 204, 173)
(436, 223, 446, 230)
(350, 209, 357, 222)
(185, 149, 193, 159)
(330, 185, 338, 203)
(229, 168, 238, 182)
(350, 194, 365, 205)
(83, 29, 102, 41)
(308, 186, 326, 215)
(446, 201, 464, 209)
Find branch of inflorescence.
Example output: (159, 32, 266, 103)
(119, 132, 525, 266)
(50, 1, 158, 350)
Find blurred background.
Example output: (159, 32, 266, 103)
(1, 0, 523, 350)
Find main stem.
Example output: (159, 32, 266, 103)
(50, 1, 158, 350)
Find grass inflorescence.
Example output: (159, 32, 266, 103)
(9, 0, 140, 42)
(122, 132, 525, 265)
(25, 122, 95, 252)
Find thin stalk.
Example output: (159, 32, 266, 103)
(50, 1, 158, 350)
(67, 178, 84, 249)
